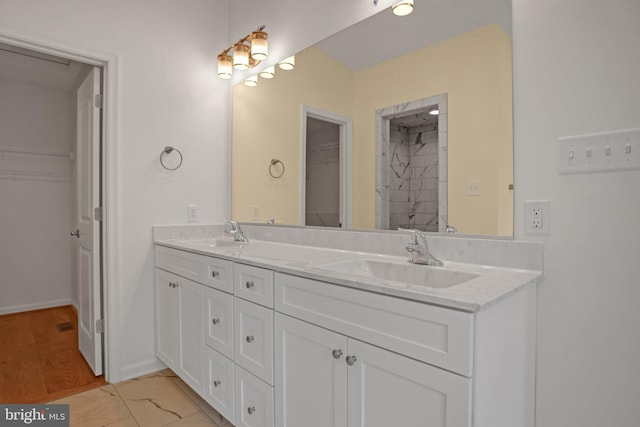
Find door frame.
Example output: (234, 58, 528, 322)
(300, 105, 353, 228)
(0, 29, 121, 382)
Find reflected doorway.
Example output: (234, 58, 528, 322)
(301, 106, 352, 228)
(376, 94, 448, 232)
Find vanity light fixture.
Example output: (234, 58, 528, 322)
(392, 0, 414, 16)
(259, 65, 275, 79)
(217, 26, 268, 79)
(243, 75, 258, 87)
(278, 55, 295, 70)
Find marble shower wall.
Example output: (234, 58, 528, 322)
(388, 124, 439, 232)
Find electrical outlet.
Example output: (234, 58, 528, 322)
(187, 204, 199, 223)
(524, 200, 550, 235)
(467, 180, 481, 196)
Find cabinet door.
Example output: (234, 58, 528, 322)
(275, 313, 348, 427)
(155, 269, 179, 371)
(177, 277, 204, 395)
(347, 339, 471, 427)
(205, 287, 234, 359)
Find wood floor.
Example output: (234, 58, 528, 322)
(0, 305, 106, 403)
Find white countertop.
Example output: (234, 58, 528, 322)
(154, 237, 541, 312)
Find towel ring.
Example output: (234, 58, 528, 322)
(160, 146, 183, 170)
(269, 158, 285, 178)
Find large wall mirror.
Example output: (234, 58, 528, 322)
(232, 0, 513, 236)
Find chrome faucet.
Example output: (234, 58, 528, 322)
(399, 228, 443, 266)
(225, 220, 249, 242)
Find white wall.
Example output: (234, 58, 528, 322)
(0, 78, 74, 314)
(513, 0, 640, 425)
(0, 0, 230, 380)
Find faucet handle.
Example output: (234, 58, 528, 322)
(398, 227, 420, 244)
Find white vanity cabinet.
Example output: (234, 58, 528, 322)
(154, 268, 204, 395)
(274, 272, 536, 427)
(155, 244, 536, 427)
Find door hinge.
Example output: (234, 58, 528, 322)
(94, 206, 103, 221)
(95, 94, 103, 109)
(96, 318, 105, 334)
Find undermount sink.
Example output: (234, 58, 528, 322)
(315, 259, 479, 289)
(209, 238, 243, 247)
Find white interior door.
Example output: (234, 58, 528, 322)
(75, 66, 103, 376)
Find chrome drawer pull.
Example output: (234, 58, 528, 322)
(246, 335, 255, 343)
(213, 380, 221, 387)
(169, 282, 178, 288)
(247, 406, 256, 415)
(212, 318, 220, 325)
(245, 281, 255, 289)
(346, 355, 357, 366)
(211, 271, 220, 278)
(332, 349, 343, 359)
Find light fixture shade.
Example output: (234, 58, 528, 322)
(278, 55, 295, 71)
(259, 66, 275, 79)
(392, 0, 414, 16)
(233, 43, 250, 70)
(217, 54, 233, 79)
(243, 75, 258, 87)
(251, 31, 268, 61)
(429, 108, 439, 115)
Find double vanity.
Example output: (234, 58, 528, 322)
(153, 224, 542, 427)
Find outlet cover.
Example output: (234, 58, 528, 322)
(524, 200, 550, 235)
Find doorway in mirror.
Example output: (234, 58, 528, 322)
(301, 106, 353, 228)
(376, 94, 448, 232)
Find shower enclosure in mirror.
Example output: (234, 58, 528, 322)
(232, 0, 513, 236)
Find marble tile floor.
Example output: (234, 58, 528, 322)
(49, 369, 232, 427)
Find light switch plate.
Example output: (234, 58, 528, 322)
(558, 128, 640, 174)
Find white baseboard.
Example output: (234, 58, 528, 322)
(0, 299, 72, 315)
(118, 358, 167, 383)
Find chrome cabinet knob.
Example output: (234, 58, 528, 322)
(211, 271, 220, 278)
(246, 335, 255, 343)
(247, 406, 256, 415)
(346, 355, 357, 366)
(168, 282, 178, 288)
(245, 281, 255, 289)
(213, 380, 221, 387)
(332, 349, 343, 359)
(70, 229, 80, 238)
(212, 318, 220, 325)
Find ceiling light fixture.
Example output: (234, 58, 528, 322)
(278, 55, 295, 71)
(392, 0, 414, 16)
(217, 26, 268, 79)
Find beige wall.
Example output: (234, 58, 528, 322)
(232, 47, 353, 224)
(352, 23, 513, 234)
(233, 23, 512, 235)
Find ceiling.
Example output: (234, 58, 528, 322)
(316, 0, 510, 71)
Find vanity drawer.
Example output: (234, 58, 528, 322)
(155, 245, 202, 283)
(234, 264, 274, 308)
(234, 298, 274, 385)
(205, 287, 234, 359)
(202, 257, 234, 293)
(204, 346, 235, 424)
(274, 273, 474, 377)
(235, 365, 274, 427)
